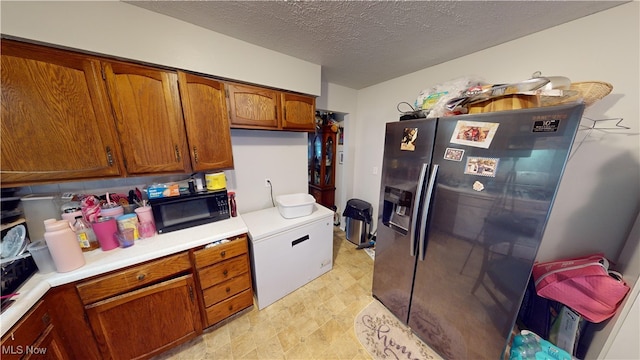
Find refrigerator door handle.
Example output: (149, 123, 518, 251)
(418, 163, 439, 261)
(410, 163, 429, 257)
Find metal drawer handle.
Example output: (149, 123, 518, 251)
(223, 269, 228, 277)
(226, 287, 231, 293)
(220, 251, 226, 258)
(137, 274, 146, 281)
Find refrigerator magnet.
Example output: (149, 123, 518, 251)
(450, 120, 499, 149)
(464, 156, 499, 177)
(400, 127, 418, 151)
(444, 148, 465, 161)
(473, 181, 485, 192)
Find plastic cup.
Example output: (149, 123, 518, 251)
(137, 221, 156, 239)
(27, 240, 56, 273)
(115, 228, 135, 248)
(134, 206, 155, 224)
(93, 217, 119, 251)
(101, 204, 124, 219)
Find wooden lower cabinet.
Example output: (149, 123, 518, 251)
(85, 275, 201, 360)
(75, 252, 199, 360)
(25, 324, 68, 360)
(0, 300, 70, 360)
(192, 235, 254, 327)
(3, 240, 256, 359)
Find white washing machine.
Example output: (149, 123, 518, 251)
(241, 205, 333, 310)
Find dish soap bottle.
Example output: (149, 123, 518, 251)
(73, 215, 99, 251)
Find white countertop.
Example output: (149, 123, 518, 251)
(0, 215, 248, 337)
(242, 204, 334, 241)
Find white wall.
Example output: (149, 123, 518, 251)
(316, 82, 359, 226)
(350, 2, 639, 263)
(0, 1, 320, 96)
(225, 130, 308, 214)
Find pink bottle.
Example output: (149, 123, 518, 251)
(43, 218, 85, 272)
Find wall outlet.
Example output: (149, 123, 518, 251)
(264, 178, 271, 188)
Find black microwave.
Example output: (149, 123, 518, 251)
(149, 190, 230, 234)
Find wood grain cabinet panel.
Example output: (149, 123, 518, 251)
(205, 289, 254, 326)
(202, 272, 252, 306)
(85, 275, 201, 360)
(193, 235, 248, 268)
(25, 324, 69, 360)
(0, 300, 70, 360)
(103, 61, 191, 175)
(198, 255, 249, 290)
(0, 39, 124, 185)
(226, 83, 280, 129)
(76, 252, 191, 304)
(281, 92, 316, 131)
(177, 71, 234, 171)
(192, 235, 253, 328)
(227, 82, 316, 132)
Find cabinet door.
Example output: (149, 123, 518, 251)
(103, 61, 190, 175)
(281, 93, 315, 131)
(227, 83, 280, 129)
(177, 72, 233, 171)
(85, 275, 201, 360)
(0, 40, 123, 185)
(24, 324, 70, 360)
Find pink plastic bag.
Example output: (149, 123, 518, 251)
(532, 253, 630, 323)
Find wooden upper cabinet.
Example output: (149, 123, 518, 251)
(281, 93, 316, 131)
(226, 82, 316, 132)
(177, 72, 234, 171)
(0, 39, 124, 185)
(226, 83, 280, 129)
(103, 61, 190, 175)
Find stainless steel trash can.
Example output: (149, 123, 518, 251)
(345, 217, 369, 245)
(342, 199, 372, 245)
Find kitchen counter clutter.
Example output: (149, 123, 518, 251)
(0, 215, 248, 337)
(242, 204, 334, 309)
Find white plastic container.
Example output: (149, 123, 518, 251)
(275, 193, 315, 219)
(21, 194, 60, 241)
(27, 239, 56, 273)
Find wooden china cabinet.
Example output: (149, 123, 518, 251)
(308, 124, 337, 209)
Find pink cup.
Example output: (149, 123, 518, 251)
(134, 206, 154, 224)
(92, 217, 119, 251)
(137, 221, 156, 238)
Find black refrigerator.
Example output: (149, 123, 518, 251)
(371, 102, 585, 359)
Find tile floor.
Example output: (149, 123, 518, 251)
(154, 227, 376, 360)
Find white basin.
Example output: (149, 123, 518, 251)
(275, 193, 315, 219)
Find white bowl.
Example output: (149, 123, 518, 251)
(276, 193, 315, 219)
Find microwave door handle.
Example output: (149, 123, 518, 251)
(418, 163, 439, 261)
(410, 163, 429, 257)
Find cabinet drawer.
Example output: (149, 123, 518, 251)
(202, 272, 252, 307)
(1, 300, 50, 353)
(205, 289, 253, 326)
(76, 252, 191, 304)
(193, 235, 248, 268)
(198, 255, 249, 289)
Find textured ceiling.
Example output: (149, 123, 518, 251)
(126, 1, 626, 90)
